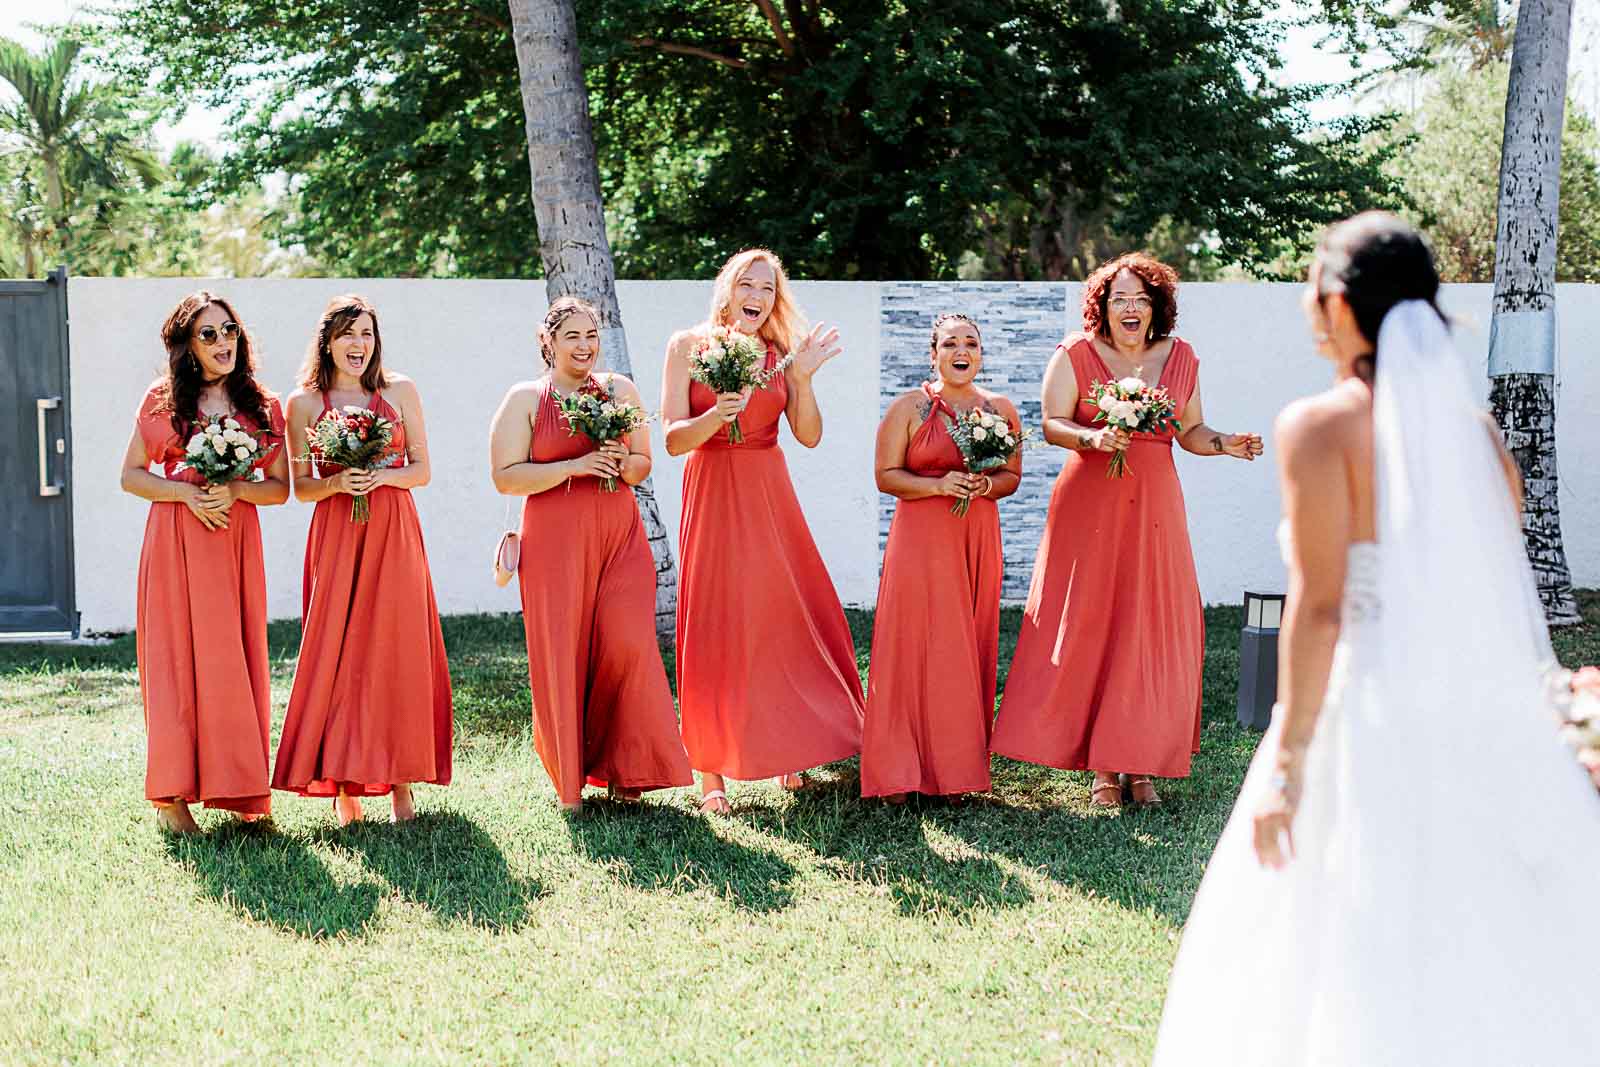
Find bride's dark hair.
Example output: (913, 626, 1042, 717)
(1314, 212, 1445, 381)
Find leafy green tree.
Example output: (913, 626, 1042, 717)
(1386, 61, 1600, 283)
(107, 0, 1405, 280)
(0, 33, 167, 275)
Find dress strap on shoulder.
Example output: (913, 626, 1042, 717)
(1163, 339, 1201, 409)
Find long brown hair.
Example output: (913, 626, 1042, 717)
(298, 294, 389, 393)
(155, 291, 271, 435)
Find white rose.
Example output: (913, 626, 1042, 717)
(1118, 376, 1146, 393)
(972, 426, 989, 441)
(1003, 433, 1016, 446)
(979, 412, 997, 427)
(343, 404, 364, 415)
(224, 417, 240, 430)
(234, 446, 251, 460)
(1097, 393, 1117, 412)
(185, 434, 205, 454)
(212, 438, 228, 455)
(245, 437, 259, 451)
(1110, 400, 1137, 423)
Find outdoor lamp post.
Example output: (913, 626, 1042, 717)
(1236, 591, 1286, 731)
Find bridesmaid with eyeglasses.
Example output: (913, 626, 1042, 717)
(119, 292, 289, 833)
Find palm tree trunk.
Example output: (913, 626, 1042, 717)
(1488, 0, 1579, 626)
(507, 0, 679, 637)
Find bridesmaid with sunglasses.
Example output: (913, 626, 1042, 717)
(119, 293, 289, 833)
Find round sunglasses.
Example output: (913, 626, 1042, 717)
(196, 321, 241, 345)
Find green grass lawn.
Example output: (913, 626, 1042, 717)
(4, 594, 1598, 1065)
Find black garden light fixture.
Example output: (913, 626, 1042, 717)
(1236, 591, 1286, 731)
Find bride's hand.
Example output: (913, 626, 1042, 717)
(1252, 754, 1303, 869)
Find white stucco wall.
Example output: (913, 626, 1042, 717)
(66, 278, 1600, 634)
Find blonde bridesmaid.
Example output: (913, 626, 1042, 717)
(661, 249, 864, 815)
(272, 294, 453, 825)
(862, 314, 1020, 802)
(119, 292, 288, 833)
(489, 297, 693, 812)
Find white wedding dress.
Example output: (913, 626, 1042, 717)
(1153, 303, 1600, 1065)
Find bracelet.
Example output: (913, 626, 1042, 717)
(978, 475, 992, 497)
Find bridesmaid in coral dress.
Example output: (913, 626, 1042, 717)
(862, 314, 1021, 802)
(991, 254, 1262, 807)
(488, 297, 692, 812)
(119, 292, 289, 834)
(662, 248, 864, 815)
(273, 295, 453, 826)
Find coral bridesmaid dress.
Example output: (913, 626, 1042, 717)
(991, 337, 1205, 777)
(272, 390, 453, 797)
(134, 384, 284, 816)
(676, 342, 865, 778)
(517, 379, 692, 804)
(861, 384, 1003, 797)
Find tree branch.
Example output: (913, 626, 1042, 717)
(752, 0, 795, 57)
(624, 37, 750, 69)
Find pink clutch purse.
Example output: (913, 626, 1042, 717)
(493, 529, 519, 587)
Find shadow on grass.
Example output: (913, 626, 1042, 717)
(746, 771, 1035, 919)
(163, 820, 380, 940)
(339, 811, 541, 930)
(564, 799, 799, 914)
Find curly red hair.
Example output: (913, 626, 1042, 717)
(1080, 253, 1180, 340)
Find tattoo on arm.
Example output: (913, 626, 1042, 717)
(915, 398, 932, 423)
(1210, 434, 1224, 454)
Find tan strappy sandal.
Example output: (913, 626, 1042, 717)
(698, 789, 731, 816)
(1090, 775, 1123, 808)
(1126, 775, 1163, 807)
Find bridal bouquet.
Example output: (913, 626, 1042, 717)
(1087, 377, 1182, 478)
(304, 405, 399, 523)
(556, 377, 653, 492)
(941, 406, 1032, 517)
(1555, 666, 1600, 792)
(176, 414, 273, 485)
(688, 326, 792, 443)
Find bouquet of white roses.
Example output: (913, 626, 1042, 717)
(556, 376, 654, 492)
(688, 326, 792, 443)
(176, 414, 272, 485)
(1087, 376, 1181, 479)
(940, 406, 1032, 517)
(303, 405, 399, 523)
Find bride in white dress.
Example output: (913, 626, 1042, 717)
(1153, 212, 1600, 1065)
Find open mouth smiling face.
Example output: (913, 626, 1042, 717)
(191, 306, 239, 380)
(333, 312, 377, 377)
(555, 312, 601, 373)
(730, 259, 777, 333)
(934, 323, 982, 383)
(1107, 269, 1154, 343)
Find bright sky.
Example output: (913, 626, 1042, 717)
(0, 0, 1596, 151)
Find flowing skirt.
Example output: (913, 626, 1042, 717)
(676, 446, 864, 778)
(136, 501, 272, 815)
(518, 482, 692, 804)
(273, 487, 453, 796)
(861, 495, 1001, 797)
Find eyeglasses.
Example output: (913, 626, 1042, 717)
(196, 322, 241, 345)
(1108, 296, 1153, 313)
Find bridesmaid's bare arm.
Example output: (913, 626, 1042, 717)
(974, 394, 1024, 502)
(874, 392, 980, 503)
(371, 376, 431, 490)
(1252, 397, 1355, 869)
(489, 381, 620, 495)
(609, 374, 654, 487)
(1041, 339, 1123, 453)
(222, 446, 290, 507)
(783, 323, 842, 448)
(663, 330, 742, 455)
(286, 390, 367, 504)
(1176, 372, 1263, 460)
(118, 425, 228, 530)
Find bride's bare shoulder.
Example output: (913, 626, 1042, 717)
(1274, 382, 1369, 463)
